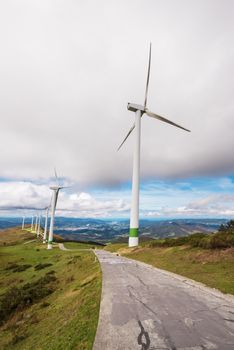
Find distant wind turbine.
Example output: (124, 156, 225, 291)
(34, 215, 38, 233)
(47, 169, 67, 250)
(31, 215, 34, 232)
(21, 216, 25, 230)
(43, 200, 51, 244)
(118, 43, 190, 247)
(37, 215, 41, 237)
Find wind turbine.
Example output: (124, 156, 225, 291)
(118, 44, 190, 247)
(43, 201, 51, 244)
(47, 169, 66, 250)
(31, 215, 34, 232)
(34, 215, 38, 234)
(21, 216, 25, 230)
(37, 214, 41, 238)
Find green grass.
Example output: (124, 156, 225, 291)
(104, 243, 126, 252)
(0, 228, 102, 350)
(63, 242, 96, 250)
(107, 242, 234, 295)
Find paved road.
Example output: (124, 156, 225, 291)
(23, 239, 36, 244)
(58, 243, 91, 251)
(93, 250, 234, 350)
(58, 243, 73, 251)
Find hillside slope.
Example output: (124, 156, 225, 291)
(0, 227, 101, 350)
(106, 237, 234, 295)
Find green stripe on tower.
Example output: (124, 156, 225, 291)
(129, 228, 138, 237)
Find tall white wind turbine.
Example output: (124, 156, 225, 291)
(118, 44, 190, 248)
(47, 169, 66, 250)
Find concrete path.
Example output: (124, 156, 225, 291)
(58, 243, 92, 251)
(93, 250, 234, 350)
(23, 239, 36, 244)
(58, 243, 70, 251)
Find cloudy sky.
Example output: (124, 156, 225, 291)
(1, 0, 234, 218)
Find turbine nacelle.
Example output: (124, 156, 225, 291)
(50, 186, 62, 191)
(127, 103, 145, 114)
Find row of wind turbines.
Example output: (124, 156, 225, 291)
(22, 170, 65, 250)
(22, 44, 190, 248)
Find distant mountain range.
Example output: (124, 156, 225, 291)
(0, 217, 227, 243)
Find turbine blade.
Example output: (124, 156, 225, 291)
(55, 194, 58, 210)
(146, 110, 190, 132)
(54, 167, 58, 180)
(54, 167, 59, 186)
(144, 43, 152, 109)
(49, 194, 53, 209)
(54, 189, 61, 210)
(117, 124, 135, 151)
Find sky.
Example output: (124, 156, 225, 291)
(1, 0, 234, 218)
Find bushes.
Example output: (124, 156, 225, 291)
(188, 233, 211, 249)
(218, 220, 234, 232)
(0, 273, 57, 325)
(34, 263, 53, 271)
(209, 231, 234, 249)
(149, 229, 234, 250)
(5, 263, 32, 272)
(211, 220, 234, 248)
(149, 233, 207, 248)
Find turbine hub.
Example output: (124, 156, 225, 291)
(127, 103, 145, 113)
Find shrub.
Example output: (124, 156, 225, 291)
(187, 233, 210, 248)
(149, 229, 234, 250)
(0, 274, 57, 325)
(209, 231, 234, 249)
(13, 264, 32, 272)
(218, 220, 234, 232)
(149, 236, 190, 248)
(11, 333, 28, 345)
(5, 263, 32, 272)
(34, 263, 53, 271)
(40, 302, 50, 308)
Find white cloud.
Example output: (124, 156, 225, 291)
(1, 179, 234, 218)
(0, 181, 129, 217)
(0, 181, 50, 210)
(0, 1, 234, 186)
(148, 194, 234, 218)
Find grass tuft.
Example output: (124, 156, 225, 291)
(34, 263, 53, 271)
(6, 264, 32, 273)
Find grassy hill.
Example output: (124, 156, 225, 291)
(0, 227, 101, 350)
(106, 230, 234, 295)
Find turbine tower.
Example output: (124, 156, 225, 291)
(34, 215, 38, 233)
(31, 215, 34, 232)
(43, 205, 50, 244)
(21, 216, 25, 230)
(118, 44, 190, 247)
(47, 169, 66, 250)
(37, 215, 41, 237)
